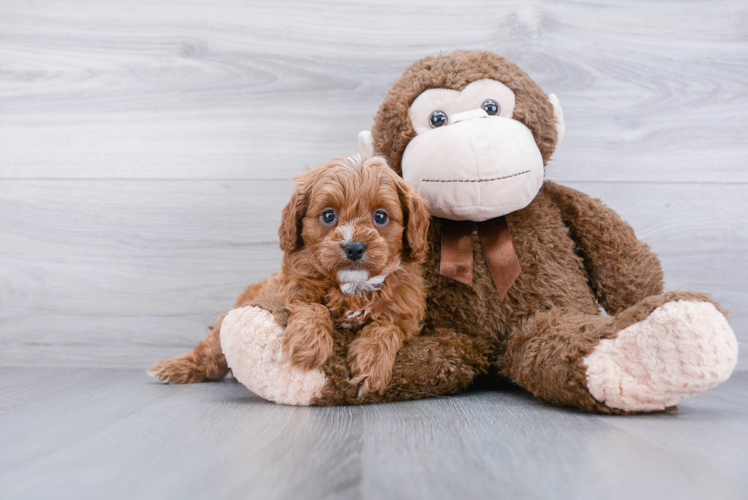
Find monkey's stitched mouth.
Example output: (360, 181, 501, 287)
(421, 170, 530, 183)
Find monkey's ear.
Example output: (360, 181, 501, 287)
(278, 174, 311, 253)
(548, 93, 565, 148)
(358, 130, 374, 158)
(397, 178, 430, 263)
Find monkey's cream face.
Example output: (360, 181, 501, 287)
(400, 79, 564, 221)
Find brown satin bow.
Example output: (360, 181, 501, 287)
(439, 216, 521, 300)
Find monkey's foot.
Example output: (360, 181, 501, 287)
(220, 306, 327, 405)
(584, 300, 738, 412)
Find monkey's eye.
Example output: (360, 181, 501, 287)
(320, 209, 336, 225)
(429, 110, 448, 128)
(373, 210, 388, 226)
(482, 99, 500, 116)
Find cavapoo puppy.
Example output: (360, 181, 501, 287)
(150, 155, 430, 397)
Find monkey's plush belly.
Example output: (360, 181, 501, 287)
(421, 187, 599, 344)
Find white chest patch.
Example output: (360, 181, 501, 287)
(337, 269, 387, 295)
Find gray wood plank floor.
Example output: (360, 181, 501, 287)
(0, 368, 746, 500)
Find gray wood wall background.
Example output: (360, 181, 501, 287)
(1, 0, 746, 370)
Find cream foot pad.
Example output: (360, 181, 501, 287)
(220, 306, 327, 406)
(585, 301, 738, 412)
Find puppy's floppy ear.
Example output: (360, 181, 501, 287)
(278, 170, 314, 253)
(396, 177, 430, 262)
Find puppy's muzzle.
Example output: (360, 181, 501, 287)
(343, 242, 366, 262)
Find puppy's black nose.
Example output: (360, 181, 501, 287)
(344, 242, 366, 261)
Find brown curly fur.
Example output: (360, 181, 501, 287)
(371, 50, 559, 175)
(150, 156, 430, 397)
(311, 51, 727, 412)
(147, 313, 229, 384)
(153, 50, 728, 413)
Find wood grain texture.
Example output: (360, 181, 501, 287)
(0, 368, 746, 499)
(0, 0, 745, 369)
(0, 0, 746, 182)
(1, 180, 745, 367)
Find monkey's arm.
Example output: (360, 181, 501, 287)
(544, 180, 664, 314)
(219, 301, 490, 405)
(315, 326, 491, 405)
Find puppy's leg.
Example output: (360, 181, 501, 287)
(148, 314, 229, 384)
(347, 321, 407, 397)
(148, 275, 279, 384)
(282, 303, 334, 371)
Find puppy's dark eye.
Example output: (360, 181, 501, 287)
(429, 110, 448, 128)
(320, 209, 336, 225)
(482, 99, 500, 116)
(373, 210, 388, 226)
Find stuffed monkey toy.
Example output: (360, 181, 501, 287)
(152, 50, 738, 414)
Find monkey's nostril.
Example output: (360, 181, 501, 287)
(343, 242, 366, 261)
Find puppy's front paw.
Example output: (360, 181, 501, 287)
(282, 320, 333, 371)
(347, 337, 394, 398)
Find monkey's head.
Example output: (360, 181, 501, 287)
(359, 50, 565, 222)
